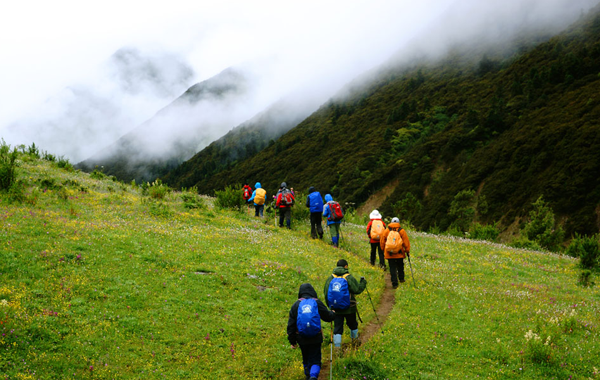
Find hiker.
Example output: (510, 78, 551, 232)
(366, 210, 386, 270)
(306, 186, 324, 239)
(242, 183, 253, 203)
(380, 217, 411, 289)
(287, 283, 335, 380)
(323, 259, 367, 348)
(276, 182, 295, 228)
(323, 194, 343, 247)
(248, 182, 267, 217)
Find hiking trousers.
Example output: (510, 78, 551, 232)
(299, 343, 322, 379)
(388, 258, 405, 286)
(310, 212, 323, 239)
(333, 312, 358, 335)
(254, 204, 264, 217)
(279, 207, 291, 228)
(370, 242, 385, 268)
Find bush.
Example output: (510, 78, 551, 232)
(214, 185, 245, 210)
(522, 196, 564, 251)
(90, 170, 106, 180)
(180, 187, 205, 210)
(578, 270, 595, 287)
(510, 236, 543, 251)
(566, 233, 600, 269)
(27, 142, 40, 158)
(148, 180, 171, 200)
(469, 222, 500, 242)
(0, 139, 19, 191)
(57, 156, 74, 171)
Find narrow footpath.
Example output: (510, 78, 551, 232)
(318, 272, 396, 379)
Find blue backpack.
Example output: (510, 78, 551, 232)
(297, 298, 321, 337)
(327, 274, 351, 310)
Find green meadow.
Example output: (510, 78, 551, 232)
(1, 154, 599, 379)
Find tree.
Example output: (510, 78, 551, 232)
(523, 196, 564, 251)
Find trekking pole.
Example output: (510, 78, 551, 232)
(330, 324, 334, 379)
(363, 280, 383, 334)
(407, 254, 416, 288)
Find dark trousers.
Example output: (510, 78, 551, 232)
(333, 312, 358, 335)
(388, 258, 405, 286)
(299, 343, 322, 378)
(254, 204, 264, 217)
(310, 212, 323, 239)
(370, 243, 385, 267)
(279, 207, 291, 228)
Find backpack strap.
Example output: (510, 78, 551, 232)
(332, 273, 350, 279)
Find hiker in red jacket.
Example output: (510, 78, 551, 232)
(276, 182, 295, 228)
(242, 183, 253, 203)
(366, 210, 386, 270)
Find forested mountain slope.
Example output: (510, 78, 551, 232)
(164, 6, 600, 238)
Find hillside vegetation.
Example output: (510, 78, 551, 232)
(2, 147, 600, 379)
(164, 6, 600, 242)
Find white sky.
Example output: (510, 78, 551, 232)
(0, 0, 596, 160)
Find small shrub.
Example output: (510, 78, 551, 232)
(214, 185, 245, 210)
(524, 330, 553, 364)
(148, 201, 172, 217)
(148, 179, 171, 200)
(522, 196, 564, 251)
(469, 222, 500, 242)
(42, 151, 56, 162)
(27, 142, 40, 159)
(6, 180, 27, 203)
(566, 233, 600, 269)
(578, 270, 595, 287)
(181, 187, 205, 210)
(510, 236, 543, 251)
(57, 156, 74, 171)
(90, 170, 106, 180)
(0, 139, 19, 191)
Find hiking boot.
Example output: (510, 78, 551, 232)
(392, 284, 398, 289)
(400, 279, 406, 283)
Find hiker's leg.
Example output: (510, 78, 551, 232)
(333, 314, 344, 347)
(310, 213, 317, 238)
(285, 208, 291, 229)
(378, 245, 386, 269)
(278, 210, 284, 227)
(389, 259, 399, 287)
(399, 258, 405, 282)
(259, 204, 264, 217)
(316, 213, 323, 238)
(254, 205, 260, 217)
(304, 343, 322, 379)
(370, 243, 377, 265)
(330, 224, 339, 247)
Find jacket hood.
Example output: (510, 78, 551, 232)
(325, 194, 333, 202)
(332, 266, 349, 276)
(370, 210, 382, 219)
(298, 283, 318, 299)
(308, 186, 315, 194)
(255, 182, 261, 189)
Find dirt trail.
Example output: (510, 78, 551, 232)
(318, 272, 395, 379)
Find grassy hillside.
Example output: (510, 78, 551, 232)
(2, 148, 600, 379)
(164, 6, 600, 241)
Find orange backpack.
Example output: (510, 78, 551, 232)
(385, 229, 403, 254)
(254, 188, 266, 205)
(370, 220, 384, 241)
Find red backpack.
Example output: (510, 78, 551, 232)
(281, 188, 294, 206)
(243, 187, 251, 200)
(327, 201, 344, 222)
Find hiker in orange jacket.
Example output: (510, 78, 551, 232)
(366, 210, 386, 270)
(380, 217, 411, 289)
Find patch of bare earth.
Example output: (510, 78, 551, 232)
(356, 179, 399, 216)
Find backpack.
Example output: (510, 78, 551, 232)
(370, 220, 384, 241)
(327, 273, 351, 310)
(243, 187, 251, 200)
(296, 298, 321, 337)
(385, 229, 403, 254)
(327, 201, 344, 222)
(281, 188, 294, 206)
(254, 188, 266, 205)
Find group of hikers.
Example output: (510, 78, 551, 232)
(243, 182, 412, 380)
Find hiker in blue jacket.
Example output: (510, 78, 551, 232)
(287, 283, 335, 380)
(323, 194, 342, 247)
(248, 182, 267, 217)
(306, 186, 324, 239)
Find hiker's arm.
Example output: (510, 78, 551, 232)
(287, 305, 298, 346)
(347, 275, 366, 295)
(306, 196, 310, 208)
(401, 229, 411, 254)
(317, 300, 335, 322)
(380, 230, 388, 251)
(366, 221, 372, 238)
(323, 277, 331, 304)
